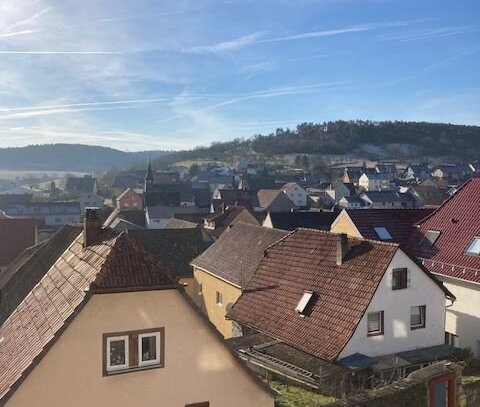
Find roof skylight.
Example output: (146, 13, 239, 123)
(418, 230, 441, 248)
(466, 237, 480, 256)
(374, 227, 392, 241)
(295, 290, 314, 315)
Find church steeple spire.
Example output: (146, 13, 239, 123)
(145, 157, 154, 191)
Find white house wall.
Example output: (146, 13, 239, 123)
(437, 275, 480, 355)
(338, 249, 446, 359)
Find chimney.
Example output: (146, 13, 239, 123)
(336, 233, 349, 266)
(84, 208, 102, 248)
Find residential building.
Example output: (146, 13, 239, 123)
(404, 164, 430, 182)
(211, 188, 257, 212)
(238, 176, 277, 192)
(145, 206, 208, 229)
(325, 182, 356, 205)
(338, 195, 366, 209)
(331, 208, 435, 245)
(257, 189, 295, 212)
(229, 230, 454, 382)
(262, 210, 336, 231)
(116, 188, 143, 211)
(65, 175, 97, 194)
(281, 182, 309, 208)
(4, 202, 81, 229)
(76, 192, 104, 212)
(191, 223, 288, 338)
(359, 190, 416, 209)
(408, 178, 480, 355)
(203, 206, 259, 239)
(359, 172, 393, 191)
(0, 211, 274, 407)
(112, 170, 146, 194)
(0, 218, 38, 269)
(431, 164, 472, 184)
(104, 208, 146, 230)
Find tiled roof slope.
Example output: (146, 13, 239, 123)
(0, 218, 37, 266)
(127, 228, 212, 278)
(228, 229, 398, 362)
(267, 211, 337, 231)
(191, 223, 288, 287)
(0, 224, 82, 325)
(0, 231, 173, 401)
(408, 178, 480, 284)
(345, 208, 435, 245)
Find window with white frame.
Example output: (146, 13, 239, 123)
(106, 335, 129, 372)
(103, 328, 164, 375)
(138, 332, 161, 367)
(367, 311, 384, 336)
(410, 305, 426, 329)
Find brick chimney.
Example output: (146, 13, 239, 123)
(336, 233, 349, 266)
(84, 208, 102, 248)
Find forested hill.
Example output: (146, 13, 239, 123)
(155, 120, 480, 166)
(0, 144, 166, 172)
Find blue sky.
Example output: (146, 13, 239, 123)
(0, 0, 478, 151)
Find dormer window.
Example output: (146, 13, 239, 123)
(418, 230, 441, 248)
(374, 227, 392, 241)
(295, 291, 314, 315)
(465, 237, 480, 256)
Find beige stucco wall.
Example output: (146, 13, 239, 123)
(330, 211, 362, 238)
(193, 266, 242, 338)
(5, 290, 273, 407)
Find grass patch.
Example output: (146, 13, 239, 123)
(272, 381, 336, 407)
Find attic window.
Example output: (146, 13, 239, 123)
(374, 227, 392, 241)
(466, 237, 480, 256)
(418, 230, 441, 248)
(295, 291, 314, 315)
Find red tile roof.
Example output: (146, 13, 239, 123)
(0, 230, 173, 401)
(408, 178, 480, 284)
(228, 229, 399, 362)
(342, 208, 435, 245)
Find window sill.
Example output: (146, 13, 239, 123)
(410, 325, 425, 330)
(367, 331, 384, 337)
(104, 363, 163, 377)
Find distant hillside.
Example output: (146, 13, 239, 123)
(155, 120, 480, 166)
(0, 144, 167, 172)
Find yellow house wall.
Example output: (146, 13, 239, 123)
(330, 212, 362, 238)
(179, 276, 195, 298)
(193, 266, 242, 338)
(5, 290, 273, 407)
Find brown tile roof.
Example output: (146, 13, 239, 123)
(191, 223, 288, 287)
(203, 206, 259, 239)
(0, 218, 37, 266)
(0, 230, 173, 402)
(0, 224, 82, 325)
(408, 178, 480, 284)
(228, 229, 399, 362)
(257, 189, 283, 209)
(343, 208, 435, 245)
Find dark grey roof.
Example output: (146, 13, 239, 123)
(65, 176, 96, 193)
(361, 191, 414, 203)
(191, 222, 288, 287)
(128, 228, 212, 278)
(147, 206, 208, 219)
(266, 211, 337, 231)
(0, 224, 82, 324)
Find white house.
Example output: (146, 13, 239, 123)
(359, 172, 392, 191)
(230, 229, 453, 374)
(282, 182, 309, 208)
(408, 178, 480, 355)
